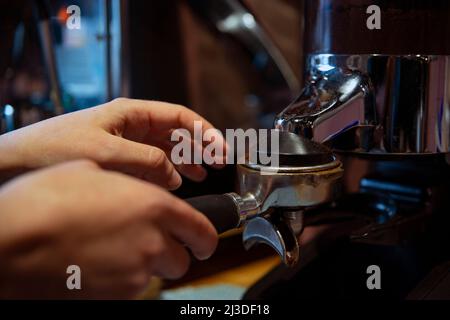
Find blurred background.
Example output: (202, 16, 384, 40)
(0, 0, 303, 132)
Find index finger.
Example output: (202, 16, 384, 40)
(153, 194, 219, 260)
(113, 98, 216, 138)
(113, 98, 228, 165)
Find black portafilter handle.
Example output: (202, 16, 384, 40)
(185, 194, 241, 234)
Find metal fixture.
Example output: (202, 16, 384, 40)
(275, 54, 450, 155)
(186, 132, 343, 266)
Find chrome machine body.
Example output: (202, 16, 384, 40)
(275, 54, 450, 155)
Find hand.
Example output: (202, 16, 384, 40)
(0, 160, 218, 299)
(0, 98, 226, 189)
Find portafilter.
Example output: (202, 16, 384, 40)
(186, 131, 343, 266)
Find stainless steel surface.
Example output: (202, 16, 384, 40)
(243, 213, 300, 267)
(225, 192, 259, 224)
(275, 54, 450, 155)
(224, 159, 343, 266)
(237, 159, 343, 213)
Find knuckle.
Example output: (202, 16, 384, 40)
(112, 97, 130, 105)
(110, 97, 139, 114)
(146, 203, 165, 221)
(173, 103, 189, 113)
(89, 137, 118, 163)
(143, 233, 166, 258)
(148, 147, 167, 169)
(143, 186, 169, 208)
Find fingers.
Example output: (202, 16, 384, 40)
(133, 183, 217, 277)
(157, 140, 208, 182)
(111, 98, 228, 168)
(163, 129, 226, 170)
(156, 197, 218, 261)
(150, 232, 191, 279)
(102, 136, 182, 190)
(174, 163, 207, 183)
(115, 98, 217, 134)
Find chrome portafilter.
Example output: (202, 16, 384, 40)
(186, 132, 343, 266)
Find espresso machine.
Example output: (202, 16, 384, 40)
(188, 0, 450, 299)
